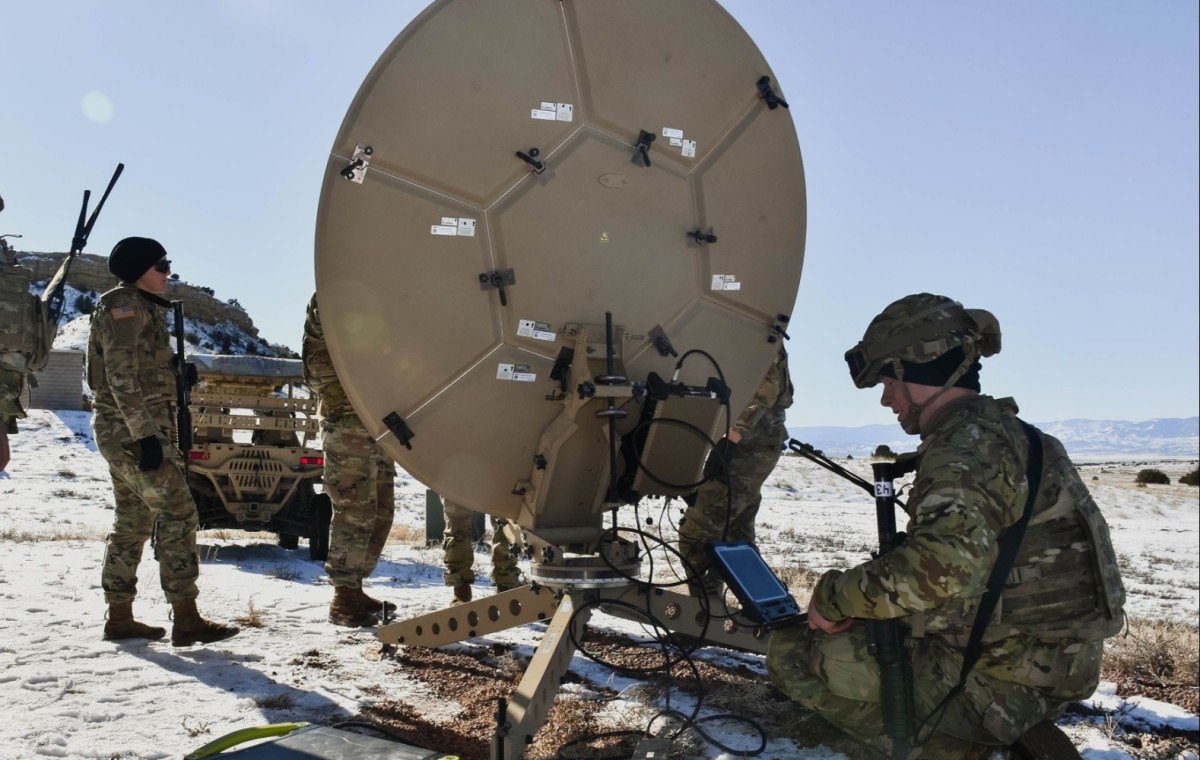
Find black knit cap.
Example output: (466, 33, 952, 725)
(877, 345, 982, 392)
(109, 237, 167, 283)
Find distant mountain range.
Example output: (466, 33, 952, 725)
(788, 417, 1199, 458)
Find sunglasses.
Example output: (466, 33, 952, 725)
(153, 259, 172, 273)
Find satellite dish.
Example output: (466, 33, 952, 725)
(314, 0, 806, 547)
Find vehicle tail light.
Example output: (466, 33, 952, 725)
(188, 451, 211, 461)
(300, 456, 324, 466)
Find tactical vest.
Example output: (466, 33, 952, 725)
(917, 426, 1126, 645)
(0, 246, 52, 375)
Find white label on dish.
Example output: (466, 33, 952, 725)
(441, 217, 457, 226)
(682, 139, 697, 158)
(711, 274, 741, 291)
(668, 137, 683, 147)
(531, 109, 557, 121)
(517, 319, 556, 341)
(555, 103, 574, 121)
(662, 127, 684, 139)
(431, 225, 458, 236)
(497, 363, 515, 381)
(457, 218, 476, 237)
(541, 102, 556, 111)
(512, 364, 537, 382)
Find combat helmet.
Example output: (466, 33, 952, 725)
(845, 293, 1001, 389)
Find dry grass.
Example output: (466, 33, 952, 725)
(772, 561, 823, 602)
(0, 527, 105, 542)
(233, 597, 267, 628)
(181, 717, 211, 737)
(388, 523, 428, 547)
(253, 693, 297, 710)
(1104, 616, 1199, 713)
(267, 565, 302, 582)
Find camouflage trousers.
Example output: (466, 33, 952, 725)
(0, 365, 25, 433)
(321, 418, 396, 588)
(766, 623, 1080, 756)
(94, 415, 200, 605)
(443, 498, 520, 589)
(678, 406, 787, 595)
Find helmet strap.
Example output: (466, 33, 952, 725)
(892, 349, 976, 434)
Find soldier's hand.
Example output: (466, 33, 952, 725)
(136, 435, 164, 471)
(703, 437, 740, 482)
(807, 596, 853, 634)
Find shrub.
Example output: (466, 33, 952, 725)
(873, 444, 896, 459)
(1180, 469, 1199, 487)
(1136, 468, 1171, 485)
(73, 294, 95, 315)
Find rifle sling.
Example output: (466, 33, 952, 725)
(918, 419, 1044, 738)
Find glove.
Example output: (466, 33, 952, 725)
(703, 437, 739, 482)
(137, 435, 164, 472)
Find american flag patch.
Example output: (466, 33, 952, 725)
(110, 305, 135, 320)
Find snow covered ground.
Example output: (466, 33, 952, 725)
(0, 410, 1196, 759)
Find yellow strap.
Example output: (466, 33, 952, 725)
(184, 722, 308, 759)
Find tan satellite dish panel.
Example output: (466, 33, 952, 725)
(315, 0, 806, 544)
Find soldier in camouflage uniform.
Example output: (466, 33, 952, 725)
(89, 237, 239, 646)
(678, 346, 793, 597)
(767, 294, 1125, 757)
(1, 193, 32, 472)
(443, 497, 521, 604)
(303, 293, 397, 627)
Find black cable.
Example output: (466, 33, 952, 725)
(551, 344, 766, 756)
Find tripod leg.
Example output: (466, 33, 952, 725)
(377, 584, 558, 647)
(492, 594, 591, 760)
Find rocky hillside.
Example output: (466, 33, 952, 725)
(15, 250, 292, 357)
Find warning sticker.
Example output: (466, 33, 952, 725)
(517, 319, 556, 342)
(430, 217, 477, 237)
(711, 274, 742, 291)
(497, 363, 537, 382)
(682, 139, 697, 158)
(531, 101, 574, 122)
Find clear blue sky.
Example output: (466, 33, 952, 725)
(2, 1, 1196, 427)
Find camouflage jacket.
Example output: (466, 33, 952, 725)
(733, 346, 793, 437)
(1, 245, 35, 429)
(810, 395, 1125, 688)
(302, 293, 356, 424)
(87, 285, 177, 442)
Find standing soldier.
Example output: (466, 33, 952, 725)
(302, 293, 396, 627)
(442, 498, 521, 604)
(0, 193, 45, 472)
(89, 237, 239, 645)
(678, 345, 793, 599)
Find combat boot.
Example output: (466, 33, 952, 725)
(170, 599, 240, 647)
(103, 601, 166, 641)
(451, 583, 472, 605)
(329, 587, 380, 627)
(359, 589, 397, 615)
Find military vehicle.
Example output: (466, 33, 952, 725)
(184, 354, 331, 560)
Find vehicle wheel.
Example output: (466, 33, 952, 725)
(309, 492, 332, 562)
(278, 533, 299, 550)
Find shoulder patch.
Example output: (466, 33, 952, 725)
(110, 305, 135, 320)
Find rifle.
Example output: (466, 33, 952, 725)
(42, 163, 124, 328)
(787, 439, 916, 760)
(172, 300, 193, 477)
